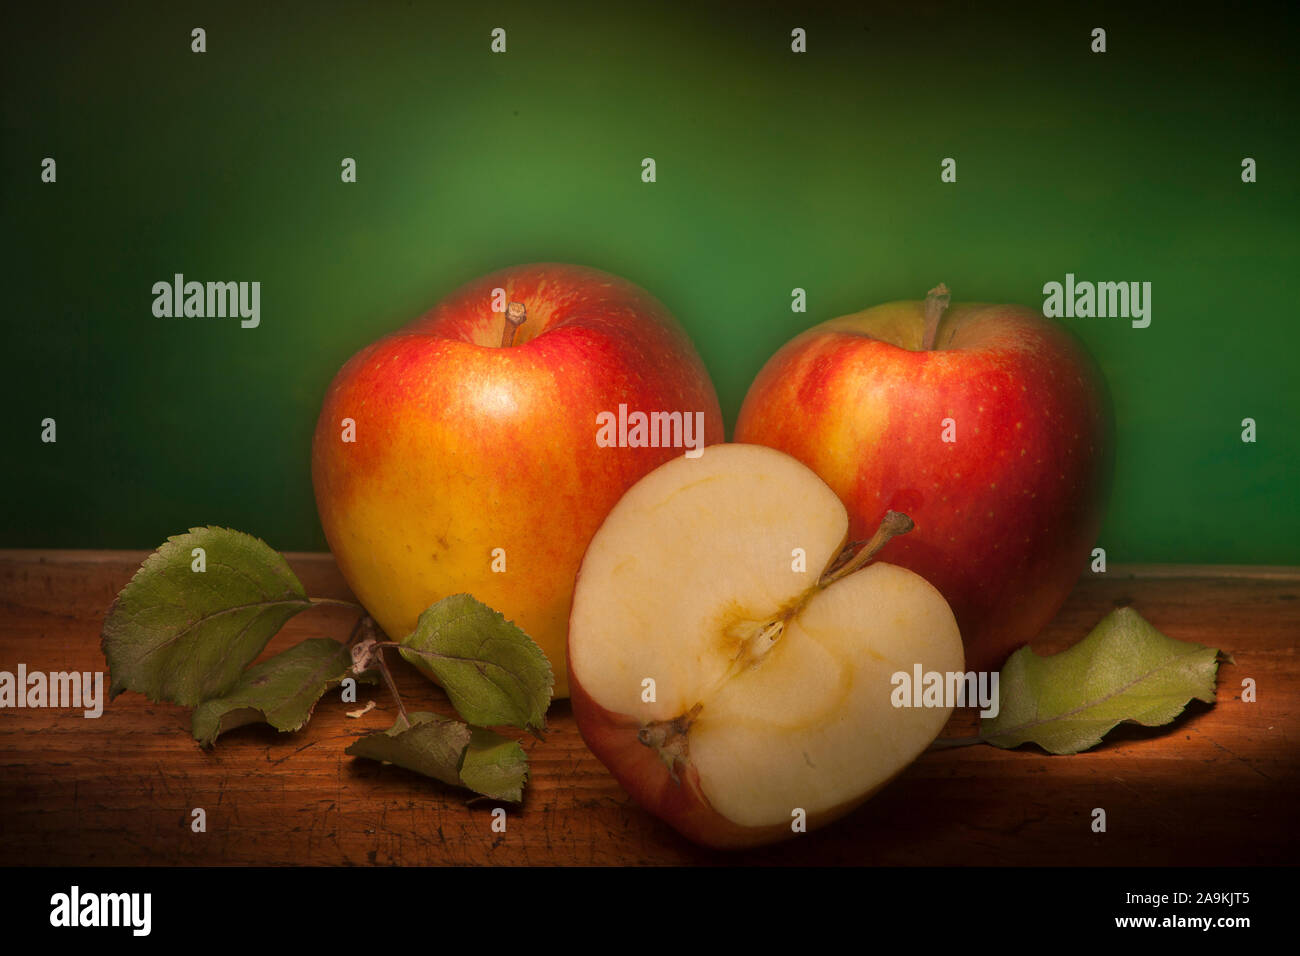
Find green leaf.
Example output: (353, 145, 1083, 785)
(460, 728, 529, 802)
(346, 712, 472, 789)
(102, 527, 314, 706)
(397, 593, 553, 731)
(346, 713, 529, 802)
(191, 638, 374, 747)
(981, 607, 1221, 754)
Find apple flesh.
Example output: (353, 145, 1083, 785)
(735, 289, 1112, 673)
(312, 263, 724, 697)
(568, 443, 963, 849)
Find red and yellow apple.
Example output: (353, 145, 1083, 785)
(735, 287, 1112, 673)
(568, 443, 963, 849)
(312, 263, 724, 696)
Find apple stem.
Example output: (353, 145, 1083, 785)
(817, 510, 914, 589)
(920, 283, 951, 351)
(500, 301, 527, 348)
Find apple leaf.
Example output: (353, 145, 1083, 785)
(191, 638, 376, 747)
(102, 527, 314, 707)
(398, 593, 553, 732)
(346, 711, 528, 801)
(460, 728, 529, 802)
(981, 607, 1221, 754)
(347, 712, 471, 789)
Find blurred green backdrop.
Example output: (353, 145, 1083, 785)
(2, 1, 1297, 563)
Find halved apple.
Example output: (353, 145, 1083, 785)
(568, 443, 964, 849)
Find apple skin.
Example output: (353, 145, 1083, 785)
(567, 662, 885, 850)
(312, 263, 723, 697)
(734, 299, 1113, 673)
(566, 672, 768, 849)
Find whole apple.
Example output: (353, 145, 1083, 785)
(735, 286, 1113, 673)
(312, 263, 724, 696)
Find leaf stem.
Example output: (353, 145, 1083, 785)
(309, 597, 367, 611)
(348, 620, 409, 726)
(376, 651, 410, 728)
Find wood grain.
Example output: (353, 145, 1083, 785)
(1, 551, 1296, 866)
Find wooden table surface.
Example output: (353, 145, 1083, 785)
(1, 551, 1296, 866)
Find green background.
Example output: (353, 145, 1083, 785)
(3, 1, 1297, 563)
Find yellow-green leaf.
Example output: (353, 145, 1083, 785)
(981, 607, 1221, 754)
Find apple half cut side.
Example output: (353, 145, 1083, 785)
(567, 443, 964, 849)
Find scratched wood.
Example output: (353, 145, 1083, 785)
(0, 551, 1296, 865)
